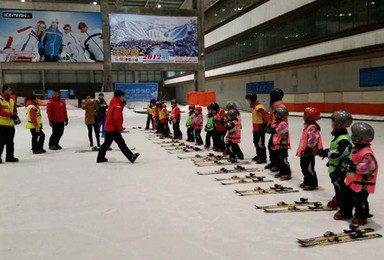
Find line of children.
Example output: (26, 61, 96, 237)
(191, 106, 203, 145)
(225, 109, 244, 162)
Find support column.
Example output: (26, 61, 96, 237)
(101, 0, 113, 92)
(0, 62, 4, 86)
(193, 0, 205, 92)
(41, 70, 46, 91)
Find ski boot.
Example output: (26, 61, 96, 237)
(280, 175, 292, 181)
(351, 218, 368, 226)
(256, 158, 267, 164)
(327, 197, 339, 209)
(333, 211, 352, 220)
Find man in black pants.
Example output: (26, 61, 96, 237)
(0, 85, 20, 163)
(97, 90, 139, 163)
(47, 89, 68, 150)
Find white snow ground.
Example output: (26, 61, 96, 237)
(0, 105, 383, 260)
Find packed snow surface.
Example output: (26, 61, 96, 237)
(0, 105, 383, 259)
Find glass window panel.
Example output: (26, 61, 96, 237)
(369, 0, 384, 24)
(354, 0, 369, 27)
(339, 0, 354, 31)
(327, 0, 340, 34)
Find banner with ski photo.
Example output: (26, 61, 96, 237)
(0, 9, 103, 62)
(109, 14, 198, 63)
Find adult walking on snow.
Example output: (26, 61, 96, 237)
(47, 89, 68, 150)
(96, 93, 108, 137)
(0, 85, 20, 163)
(97, 90, 139, 163)
(82, 95, 100, 148)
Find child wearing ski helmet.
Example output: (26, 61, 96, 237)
(170, 99, 182, 140)
(297, 107, 323, 190)
(191, 106, 203, 145)
(204, 105, 215, 149)
(156, 102, 165, 136)
(152, 101, 158, 132)
(334, 122, 377, 226)
(226, 102, 241, 126)
(211, 102, 227, 152)
(161, 103, 169, 137)
(266, 88, 286, 172)
(245, 93, 269, 164)
(320, 110, 353, 209)
(186, 104, 195, 142)
(25, 95, 46, 154)
(145, 99, 156, 130)
(271, 107, 291, 180)
(225, 109, 244, 162)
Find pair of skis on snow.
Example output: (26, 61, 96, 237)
(196, 165, 262, 175)
(297, 225, 382, 247)
(254, 198, 336, 213)
(213, 173, 273, 185)
(234, 184, 299, 196)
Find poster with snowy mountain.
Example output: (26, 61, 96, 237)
(109, 14, 198, 63)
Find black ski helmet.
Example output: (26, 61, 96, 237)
(245, 93, 257, 104)
(227, 109, 238, 120)
(270, 88, 284, 104)
(210, 102, 220, 112)
(226, 102, 237, 111)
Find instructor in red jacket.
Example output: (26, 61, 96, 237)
(46, 89, 68, 150)
(97, 90, 140, 163)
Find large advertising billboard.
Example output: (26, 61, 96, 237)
(0, 9, 103, 62)
(115, 83, 158, 102)
(110, 14, 198, 63)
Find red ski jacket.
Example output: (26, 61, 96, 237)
(46, 96, 68, 123)
(105, 97, 124, 133)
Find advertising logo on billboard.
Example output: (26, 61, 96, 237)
(0, 9, 103, 62)
(109, 14, 198, 64)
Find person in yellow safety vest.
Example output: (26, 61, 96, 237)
(145, 99, 156, 130)
(334, 123, 378, 226)
(296, 107, 323, 190)
(245, 93, 270, 164)
(25, 94, 46, 154)
(0, 85, 20, 163)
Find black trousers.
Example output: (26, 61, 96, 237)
(329, 167, 347, 201)
(300, 154, 318, 187)
(187, 127, 194, 142)
(340, 187, 371, 219)
(267, 134, 275, 165)
(172, 119, 182, 138)
(49, 122, 65, 147)
(275, 149, 291, 176)
(30, 129, 45, 151)
(0, 126, 15, 159)
(226, 141, 244, 160)
(213, 130, 226, 150)
(253, 131, 266, 160)
(205, 130, 214, 147)
(194, 129, 203, 145)
(97, 131, 134, 161)
(145, 114, 152, 129)
(87, 124, 100, 147)
(44, 55, 59, 62)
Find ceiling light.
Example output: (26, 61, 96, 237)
(92, 1, 97, 4)
(157, 4, 162, 8)
(21, 0, 26, 2)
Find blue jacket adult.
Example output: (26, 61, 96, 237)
(42, 27, 63, 57)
